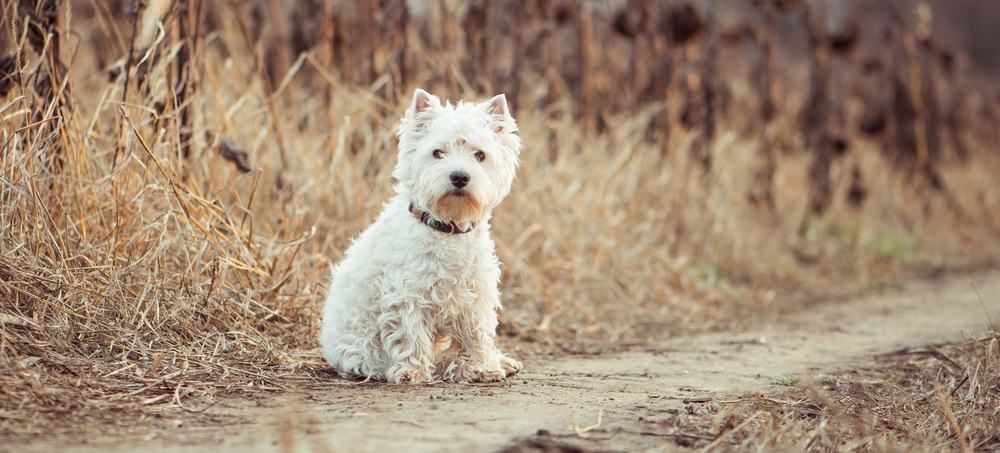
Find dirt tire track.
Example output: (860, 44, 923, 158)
(10, 271, 1000, 452)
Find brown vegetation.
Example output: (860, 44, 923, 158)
(699, 330, 1000, 451)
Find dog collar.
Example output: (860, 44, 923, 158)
(408, 203, 476, 234)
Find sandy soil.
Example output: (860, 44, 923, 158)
(7, 271, 999, 453)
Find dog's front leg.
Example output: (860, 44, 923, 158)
(379, 298, 435, 383)
(450, 290, 522, 382)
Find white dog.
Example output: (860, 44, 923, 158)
(319, 89, 523, 383)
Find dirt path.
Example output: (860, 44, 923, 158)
(14, 271, 1000, 452)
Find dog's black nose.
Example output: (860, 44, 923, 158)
(450, 171, 470, 188)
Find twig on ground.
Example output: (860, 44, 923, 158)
(701, 411, 764, 451)
(936, 385, 971, 453)
(568, 408, 604, 438)
(969, 280, 995, 331)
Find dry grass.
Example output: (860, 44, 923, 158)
(694, 331, 1000, 451)
(2, 0, 1000, 436)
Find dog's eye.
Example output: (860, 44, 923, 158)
(474, 151, 486, 162)
(432, 149, 444, 159)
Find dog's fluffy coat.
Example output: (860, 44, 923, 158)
(319, 89, 522, 383)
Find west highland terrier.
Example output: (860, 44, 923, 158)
(319, 89, 523, 383)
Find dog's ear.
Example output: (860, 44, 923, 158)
(410, 88, 439, 114)
(399, 89, 440, 142)
(484, 93, 510, 118)
(484, 94, 515, 134)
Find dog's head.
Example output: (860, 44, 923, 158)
(395, 89, 522, 225)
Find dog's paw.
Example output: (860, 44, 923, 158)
(500, 355, 522, 378)
(462, 366, 505, 383)
(449, 360, 504, 383)
(474, 369, 507, 383)
(387, 364, 434, 384)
